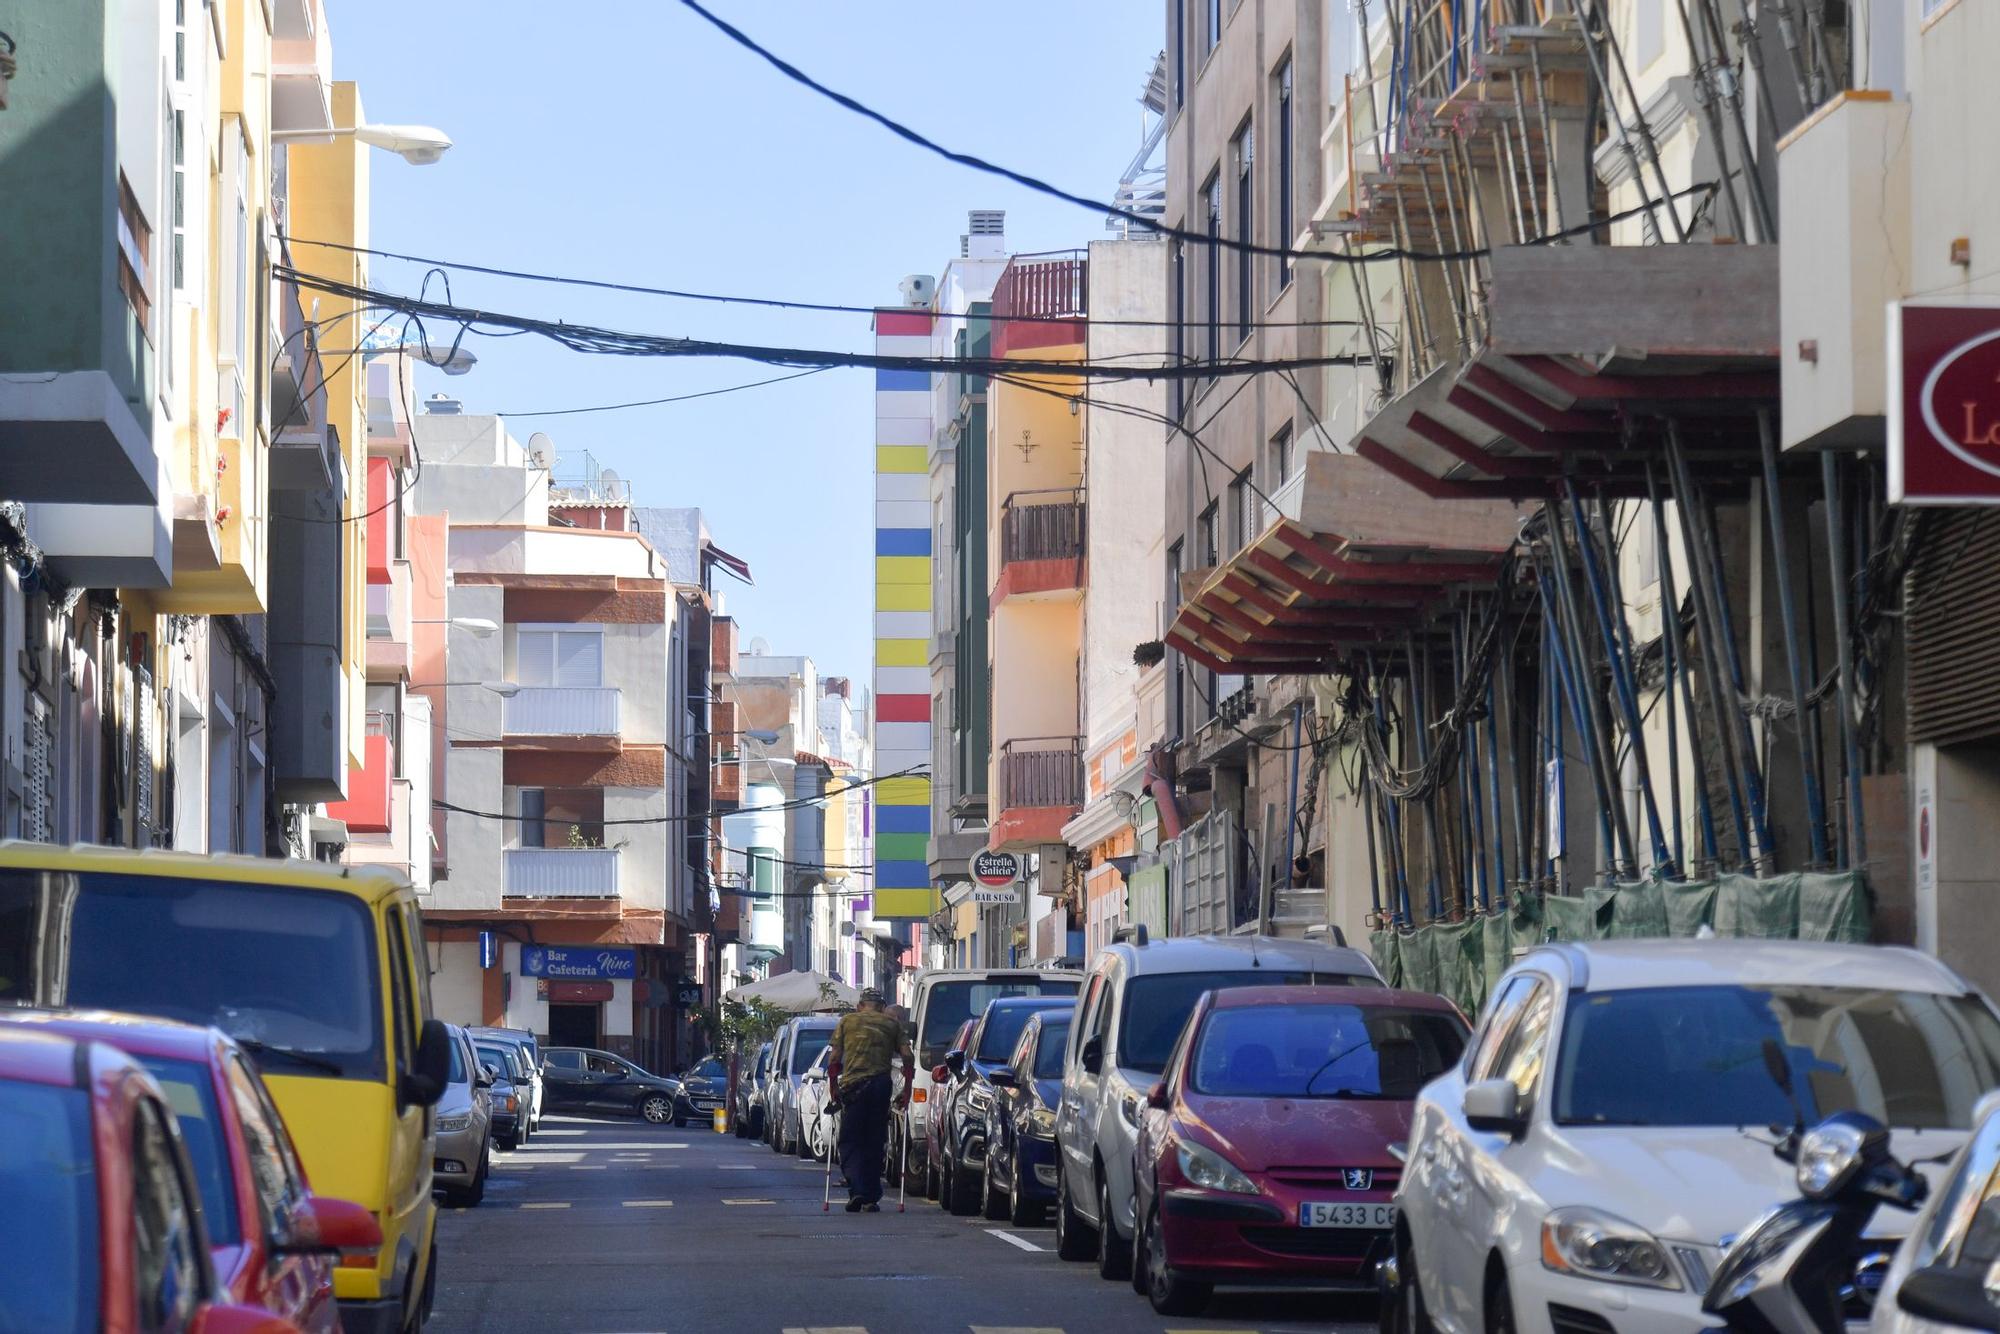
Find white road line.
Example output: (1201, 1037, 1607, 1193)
(722, 1198, 774, 1206)
(984, 1228, 1047, 1253)
(520, 1202, 570, 1211)
(719, 1164, 756, 1170)
(621, 1199, 674, 1208)
(970, 1327, 1067, 1333)
(569, 1164, 608, 1170)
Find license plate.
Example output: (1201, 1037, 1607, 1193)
(1299, 1201, 1396, 1229)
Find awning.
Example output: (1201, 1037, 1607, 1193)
(1166, 454, 1522, 675)
(703, 539, 754, 585)
(721, 969, 857, 1012)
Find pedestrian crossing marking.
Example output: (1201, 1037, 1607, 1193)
(722, 1198, 775, 1205)
(621, 1199, 674, 1208)
(520, 1202, 570, 1210)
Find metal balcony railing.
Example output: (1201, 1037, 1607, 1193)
(992, 251, 1088, 323)
(999, 736, 1084, 811)
(1000, 488, 1086, 566)
(504, 847, 619, 898)
(503, 686, 621, 736)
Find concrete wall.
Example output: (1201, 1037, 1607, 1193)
(990, 598, 1084, 788)
(451, 526, 662, 580)
(604, 785, 667, 913)
(428, 940, 484, 1027)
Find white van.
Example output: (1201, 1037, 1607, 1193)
(891, 967, 1083, 1193)
(1052, 928, 1383, 1279)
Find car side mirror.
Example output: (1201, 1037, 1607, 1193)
(401, 1019, 452, 1109)
(271, 1195, 382, 1259)
(988, 1069, 1017, 1089)
(944, 1049, 966, 1077)
(931, 1063, 951, 1083)
(1146, 1080, 1171, 1109)
(1080, 1036, 1103, 1075)
(1896, 1264, 2000, 1330)
(1463, 1078, 1527, 1137)
(476, 1066, 497, 1089)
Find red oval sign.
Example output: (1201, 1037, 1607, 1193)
(1921, 326, 2000, 479)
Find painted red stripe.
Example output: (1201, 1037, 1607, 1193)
(874, 310, 935, 336)
(877, 694, 932, 723)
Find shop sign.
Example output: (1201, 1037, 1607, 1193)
(674, 981, 704, 1007)
(1890, 300, 2000, 504)
(520, 946, 636, 980)
(548, 980, 614, 1004)
(972, 849, 1020, 887)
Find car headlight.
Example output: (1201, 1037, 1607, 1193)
(1541, 1207, 1681, 1290)
(1796, 1120, 1868, 1200)
(1177, 1140, 1258, 1195)
(1027, 1109, 1058, 1139)
(503, 1094, 519, 1113)
(967, 1087, 994, 1115)
(436, 1114, 472, 1133)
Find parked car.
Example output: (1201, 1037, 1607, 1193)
(1395, 940, 2000, 1334)
(1873, 1089, 2000, 1332)
(1130, 984, 1467, 1315)
(469, 1026, 543, 1133)
(1054, 928, 1385, 1280)
(678, 1054, 730, 1125)
(893, 967, 1083, 1194)
(980, 1008, 1073, 1227)
(795, 1046, 836, 1161)
(762, 1023, 796, 1150)
(923, 1019, 979, 1200)
(434, 1026, 494, 1206)
(471, 1038, 529, 1150)
(541, 1047, 687, 1126)
(769, 1015, 841, 1157)
(0, 1009, 384, 1332)
(734, 1041, 773, 1139)
(0, 1023, 378, 1334)
(0, 845, 451, 1334)
(934, 995, 1078, 1216)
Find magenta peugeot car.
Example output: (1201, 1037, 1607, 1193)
(1131, 984, 1469, 1316)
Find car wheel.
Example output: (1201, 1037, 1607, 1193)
(640, 1094, 674, 1125)
(1144, 1197, 1209, 1316)
(463, 1142, 489, 1207)
(733, 1108, 749, 1138)
(981, 1150, 1008, 1221)
(797, 1116, 816, 1160)
(945, 1147, 976, 1216)
(1054, 1163, 1095, 1261)
(1096, 1174, 1132, 1281)
(498, 1131, 519, 1152)
(1129, 1186, 1148, 1294)
(1484, 1269, 1516, 1334)
(1008, 1152, 1042, 1228)
(401, 1238, 438, 1334)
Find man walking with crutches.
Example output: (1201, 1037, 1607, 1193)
(825, 987, 910, 1213)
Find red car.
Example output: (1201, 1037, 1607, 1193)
(1130, 984, 1469, 1315)
(921, 1019, 978, 1201)
(0, 1011, 380, 1334)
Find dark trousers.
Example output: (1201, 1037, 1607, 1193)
(836, 1072, 892, 1205)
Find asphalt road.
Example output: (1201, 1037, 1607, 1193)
(427, 1114, 1377, 1334)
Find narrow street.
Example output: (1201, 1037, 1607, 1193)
(430, 1116, 1373, 1334)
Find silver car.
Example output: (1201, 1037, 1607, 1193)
(768, 1015, 839, 1158)
(470, 1025, 543, 1133)
(435, 1024, 494, 1206)
(734, 1040, 773, 1140)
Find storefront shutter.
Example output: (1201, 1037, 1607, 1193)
(1907, 512, 2000, 746)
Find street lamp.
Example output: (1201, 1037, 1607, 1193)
(707, 729, 780, 745)
(271, 122, 455, 166)
(412, 616, 500, 638)
(318, 342, 478, 376)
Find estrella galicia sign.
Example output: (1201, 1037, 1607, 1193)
(520, 946, 636, 980)
(1343, 1167, 1374, 1191)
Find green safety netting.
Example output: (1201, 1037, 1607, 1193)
(1370, 870, 1872, 1017)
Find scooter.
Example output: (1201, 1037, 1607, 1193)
(1701, 1043, 1929, 1334)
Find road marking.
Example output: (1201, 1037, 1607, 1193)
(984, 1229, 1047, 1253)
(718, 1163, 756, 1170)
(621, 1199, 674, 1208)
(780, 1327, 871, 1334)
(722, 1198, 774, 1206)
(971, 1327, 1067, 1333)
(520, 1202, 570, 1211)
(569, 1164, 609, 1170)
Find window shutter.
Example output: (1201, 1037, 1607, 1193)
(555, 632, 601, 688)
(517, 630, 555, 687)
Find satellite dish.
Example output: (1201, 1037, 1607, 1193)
(526, 433, 555, 470)
(600, 468, 626, 501)
(749, 636, 771, 656)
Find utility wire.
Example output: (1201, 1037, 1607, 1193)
(674, 0, 1714, 266)
(493, 366, 833, 418)
(432, 764, 930, 828)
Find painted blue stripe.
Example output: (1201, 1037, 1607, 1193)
(877, 805, 931, 835)
(874, 527, 931, 557)
(875, 860, 931, 889)
(875, 368, 929, 392)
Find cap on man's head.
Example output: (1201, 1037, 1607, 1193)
(859, 986, 886, 1005)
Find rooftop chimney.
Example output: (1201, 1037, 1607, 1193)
(424, 393, 462, 415)
(966, 209, 1006, 261)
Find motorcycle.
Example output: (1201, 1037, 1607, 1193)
(1702, 1043, 1929, 1334)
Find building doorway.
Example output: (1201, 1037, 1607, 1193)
(548, 1003, 601, 1048)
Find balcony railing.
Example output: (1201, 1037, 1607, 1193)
(504, 847, 619, 898)
(999, 736, 1084, 811)
(503, 686, 621, 736)
(1001, 488, 1086, 565)
(992, 251, 1087, 356)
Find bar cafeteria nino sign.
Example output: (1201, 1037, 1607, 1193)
(1890, 299, 2000, 504)
(520, 946, 636, 980)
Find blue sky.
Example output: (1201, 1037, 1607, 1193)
(332, 1, 1162, 689)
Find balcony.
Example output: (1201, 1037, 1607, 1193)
(364, 561, 412, 682)
(503, 686, 621, 737)
(271, 0, 334, 135)
(365, 359, 414, 464)
(993, 736, 1083, 850)
(992, 488, 1086, 608)
(992, 252, 1087, 357)
(504, 847, 620, 898)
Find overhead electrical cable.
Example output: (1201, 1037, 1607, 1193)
(493, 366, 832, 418)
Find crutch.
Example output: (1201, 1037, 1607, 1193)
(896, 1078, 908, 1213)
(821, 1102, 839, 1211)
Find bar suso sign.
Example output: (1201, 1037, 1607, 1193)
(1891, 300, 2000, 504)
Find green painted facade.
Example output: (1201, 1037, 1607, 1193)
(951, 305, 992, 806)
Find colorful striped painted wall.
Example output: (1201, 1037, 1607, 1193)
(872, 307, 936, 919)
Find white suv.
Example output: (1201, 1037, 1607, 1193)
(1052, 928, 1384, 1280)
(1397, 939, 2000, 1334)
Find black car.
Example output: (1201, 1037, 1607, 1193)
(676, 1055, 729, 1124)
(542, 1046, 687, 1126)
(934, 995, 1077, 1216)
(980, 1008, 1071, 1226)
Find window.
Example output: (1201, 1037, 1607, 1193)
(1119, 970, 1362, 1075)
(1191, 1002, 1467, 1097)
(1166, 541, 1185, 739)
(1276, 58, 1294, 290)
(1169, 238, 1186, 418)
(1206, 0, 1222, 53)
(226, 1058, 302, 1237)
(543, 1049, 584, 1071)
(0, 1084, 99, 1330)
(116, 172, 153, 335)
(1270, 422, 1295, 500)
(1197, 502, 1219, 568)
(1488, 980, 1555, 1105)
(1203, 171, 1222, 370)
(218, 121, 248, 437)
(1172, 0, 1185, 107)
(1229, 469, 1255, 553)
(208, 692, 236, 853)
(134, 1056, 237, 1246)
(1467, 975, 1538, 1080)
(520, 789, 547, 848)
(131, 1101, 203, 1333)
(516, 627, 603, 689)
(585, 1052, 626, 1075)
(385, 906, 418, 1081)
(1233, 121, 1254, 342)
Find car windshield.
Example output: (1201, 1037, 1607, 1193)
(448, 1039, 468, 1084)
(1119, 971, 1325, 1075)
(793, 1028, 833, 1074)
(0, 871, 384, 1081)
(692, 1058, 726, 1081)
(1191, 1003, 1466, 1098)
(977, 1003, 1070, 1062)
(1033, 1021, 1072, 1079)
(0, 1080, 99, 1332)
(920, 979, 1079, 1067)
(1554, 984, 2000, 1129)
(134, 1055, 239, 1247)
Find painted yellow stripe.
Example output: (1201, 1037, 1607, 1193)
(875, 445, 927, 473)
(875, 638, 926, 667)
(874, 888, 938, 918)
(874, 556, 929, 586)
(875, 777, 930, 806)
(875, 584, 930, 612)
